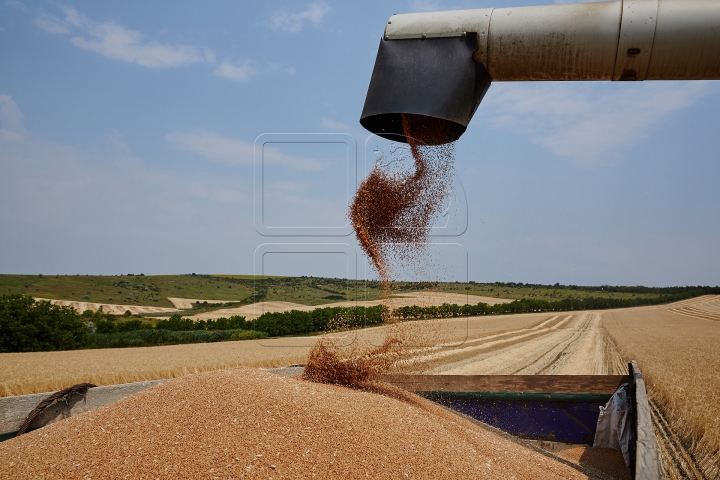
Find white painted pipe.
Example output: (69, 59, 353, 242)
(384, 0, 720, 81)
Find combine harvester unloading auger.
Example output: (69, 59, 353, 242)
(357, 1, 720, 479)
(360, 0, 720, 144)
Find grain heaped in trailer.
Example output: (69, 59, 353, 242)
(0, 368, 592, 479)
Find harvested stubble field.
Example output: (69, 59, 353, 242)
(27, 292, 509, 322)
(188, 291, 510, 321)
(31, 297, 241, 316)
(33, 298, 180, 316)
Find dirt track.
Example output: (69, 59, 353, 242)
(400, 312, 623, 376)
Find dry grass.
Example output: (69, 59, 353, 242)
(603, 296, 720, 479)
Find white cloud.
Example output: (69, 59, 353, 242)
(166, 130, 324, 171)
(0, 94, 29, 143)
(34, 9, 70, 33)
(481, 81, 715, 162)
(34, 6, 211, 68)
(267, 3, 330, 33)
(5, 0, 26, 11)
(69, 24, 204, 68)
(166, 130, 253, 164)
(0, 94, 24, 128)
(107, 128, 133, 156)
(263, 180, 312, 195)
(322, 117, 370, 141)
(213, 61, 255, 81)
(31, 6, 281, 81)
(0, 129, 28, 143)
(203, 48, 217, 65)
(0, 116, 347, 273)
(212, 60, 297, 81)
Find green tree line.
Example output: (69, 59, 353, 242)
(2, 287, 718, 352)
(0, 295, 264, 352)
(393, 289, 715, 320)
(0, 294, 87, 352)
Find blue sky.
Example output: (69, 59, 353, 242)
(1, 0, 719, 286)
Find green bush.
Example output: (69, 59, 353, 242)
(205, 315, 247, 330)
(153, 314, 249, 331)
(250, 305, 383, 337)
(88, 328, 265, 349)
(155, 314, 195, 331)
(247, 290, 714, 335)
(95, 319, 116, 334)
(115, 319, 152, 332)
(0, 295, 89, 352)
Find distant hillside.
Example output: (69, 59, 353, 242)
(1, 274, 710, 310)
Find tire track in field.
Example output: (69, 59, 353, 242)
(668, 307, 720, 322)
(426, 313, 620, 376)
(422, 315, 581, 375)
(523, 314, 595, 375)
(403, 315, 575, 373)
(649, 399, 705, 480)
(668, 295, 720, 322)
(510, 314, 596, 375)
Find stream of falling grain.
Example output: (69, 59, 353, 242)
(303, 114, 457, 387)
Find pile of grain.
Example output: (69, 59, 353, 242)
(0, 367, 586, 479)
(302, 336, 404, 386)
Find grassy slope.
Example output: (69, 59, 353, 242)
(1, 274, 663, 309)
(456, 284, 659, 301)
(0, 274, 255, 308)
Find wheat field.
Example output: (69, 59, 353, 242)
(604, 295, 720, 479)
(0, 340, 310, 397)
